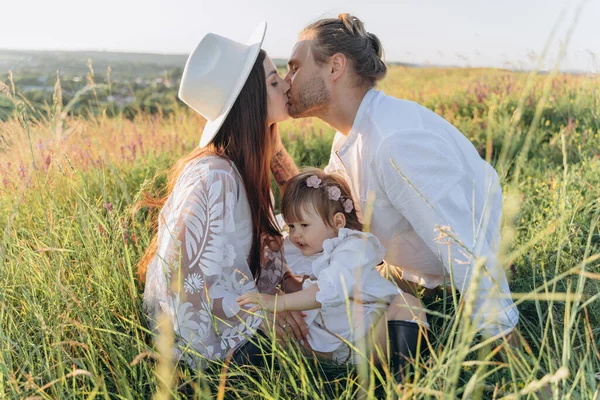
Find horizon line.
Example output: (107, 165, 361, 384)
(0, 47, 596, 75)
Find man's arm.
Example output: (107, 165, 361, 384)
(377, 133, 519, 338)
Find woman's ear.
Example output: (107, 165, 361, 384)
(333, 212, 346, 230)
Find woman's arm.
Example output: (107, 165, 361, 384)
(270, 124, 299, 189)
(237, 284, 321, 313)
(271, 146, 299, 188)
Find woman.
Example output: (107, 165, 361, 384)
(137, 22, 306, 368)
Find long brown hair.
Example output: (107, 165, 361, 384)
(301, 13, 387, 88)
(136, 50, 280, 283)
(281, 168, 362, 231)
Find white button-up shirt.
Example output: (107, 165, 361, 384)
(325, 89, 519, 337)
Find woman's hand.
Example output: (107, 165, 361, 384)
(282, 271, 306, 293)
(237, 292, 279, 313)
(261, 232, 282, 254)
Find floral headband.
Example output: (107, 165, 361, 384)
(306, 175, 354, 213)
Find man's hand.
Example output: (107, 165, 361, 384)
(260, 310, 309, 343)
(238, 291, 309, 341)
(504, 329, 532, 353)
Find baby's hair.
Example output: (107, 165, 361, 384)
(281, 168, 362, 231)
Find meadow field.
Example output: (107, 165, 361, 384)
(0, 65, 599, 398)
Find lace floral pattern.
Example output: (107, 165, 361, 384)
(143, 156, 285, 368)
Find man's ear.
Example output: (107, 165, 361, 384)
(329, 53, 347, 82)
(333, 212, 346, 230)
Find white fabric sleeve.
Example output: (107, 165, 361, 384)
(161, 169, 262, 358)
(314, 237, 377, 310)
(376, 132, 519, 338)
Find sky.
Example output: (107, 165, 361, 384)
(1, 0, 599, 72)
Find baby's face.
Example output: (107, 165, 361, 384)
(286, 208, 337, 257)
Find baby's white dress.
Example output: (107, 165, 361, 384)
(284, 228, 401, 363)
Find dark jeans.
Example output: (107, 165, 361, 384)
(229, 329, 272, 367)
(391, 277, 462, 339)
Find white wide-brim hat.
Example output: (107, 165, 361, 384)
(178, 22, 267, 148)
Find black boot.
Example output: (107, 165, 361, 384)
(387, 320, 423, 381)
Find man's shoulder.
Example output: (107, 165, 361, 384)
(366, 91, 432, 139)
(371, 90, 419, 111)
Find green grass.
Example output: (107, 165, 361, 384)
(0, 66, 599, 398)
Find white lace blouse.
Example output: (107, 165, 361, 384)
(143, 156, 284, 368)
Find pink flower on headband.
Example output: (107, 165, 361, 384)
(343, 198, 354, 213)
(306, 175, 322, 188)
(327, 186, 341, 201)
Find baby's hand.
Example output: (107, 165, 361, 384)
(237, 292, 279, 313)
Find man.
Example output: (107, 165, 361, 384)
(271, 13, 519, 340)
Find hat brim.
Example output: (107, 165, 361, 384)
(199, 22, 267, 148)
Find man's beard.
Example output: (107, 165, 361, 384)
(288, 75, 330, 118)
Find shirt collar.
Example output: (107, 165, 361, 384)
(336, 88, 377, 156)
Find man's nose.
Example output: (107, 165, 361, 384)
(284, 71, 292, 85)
